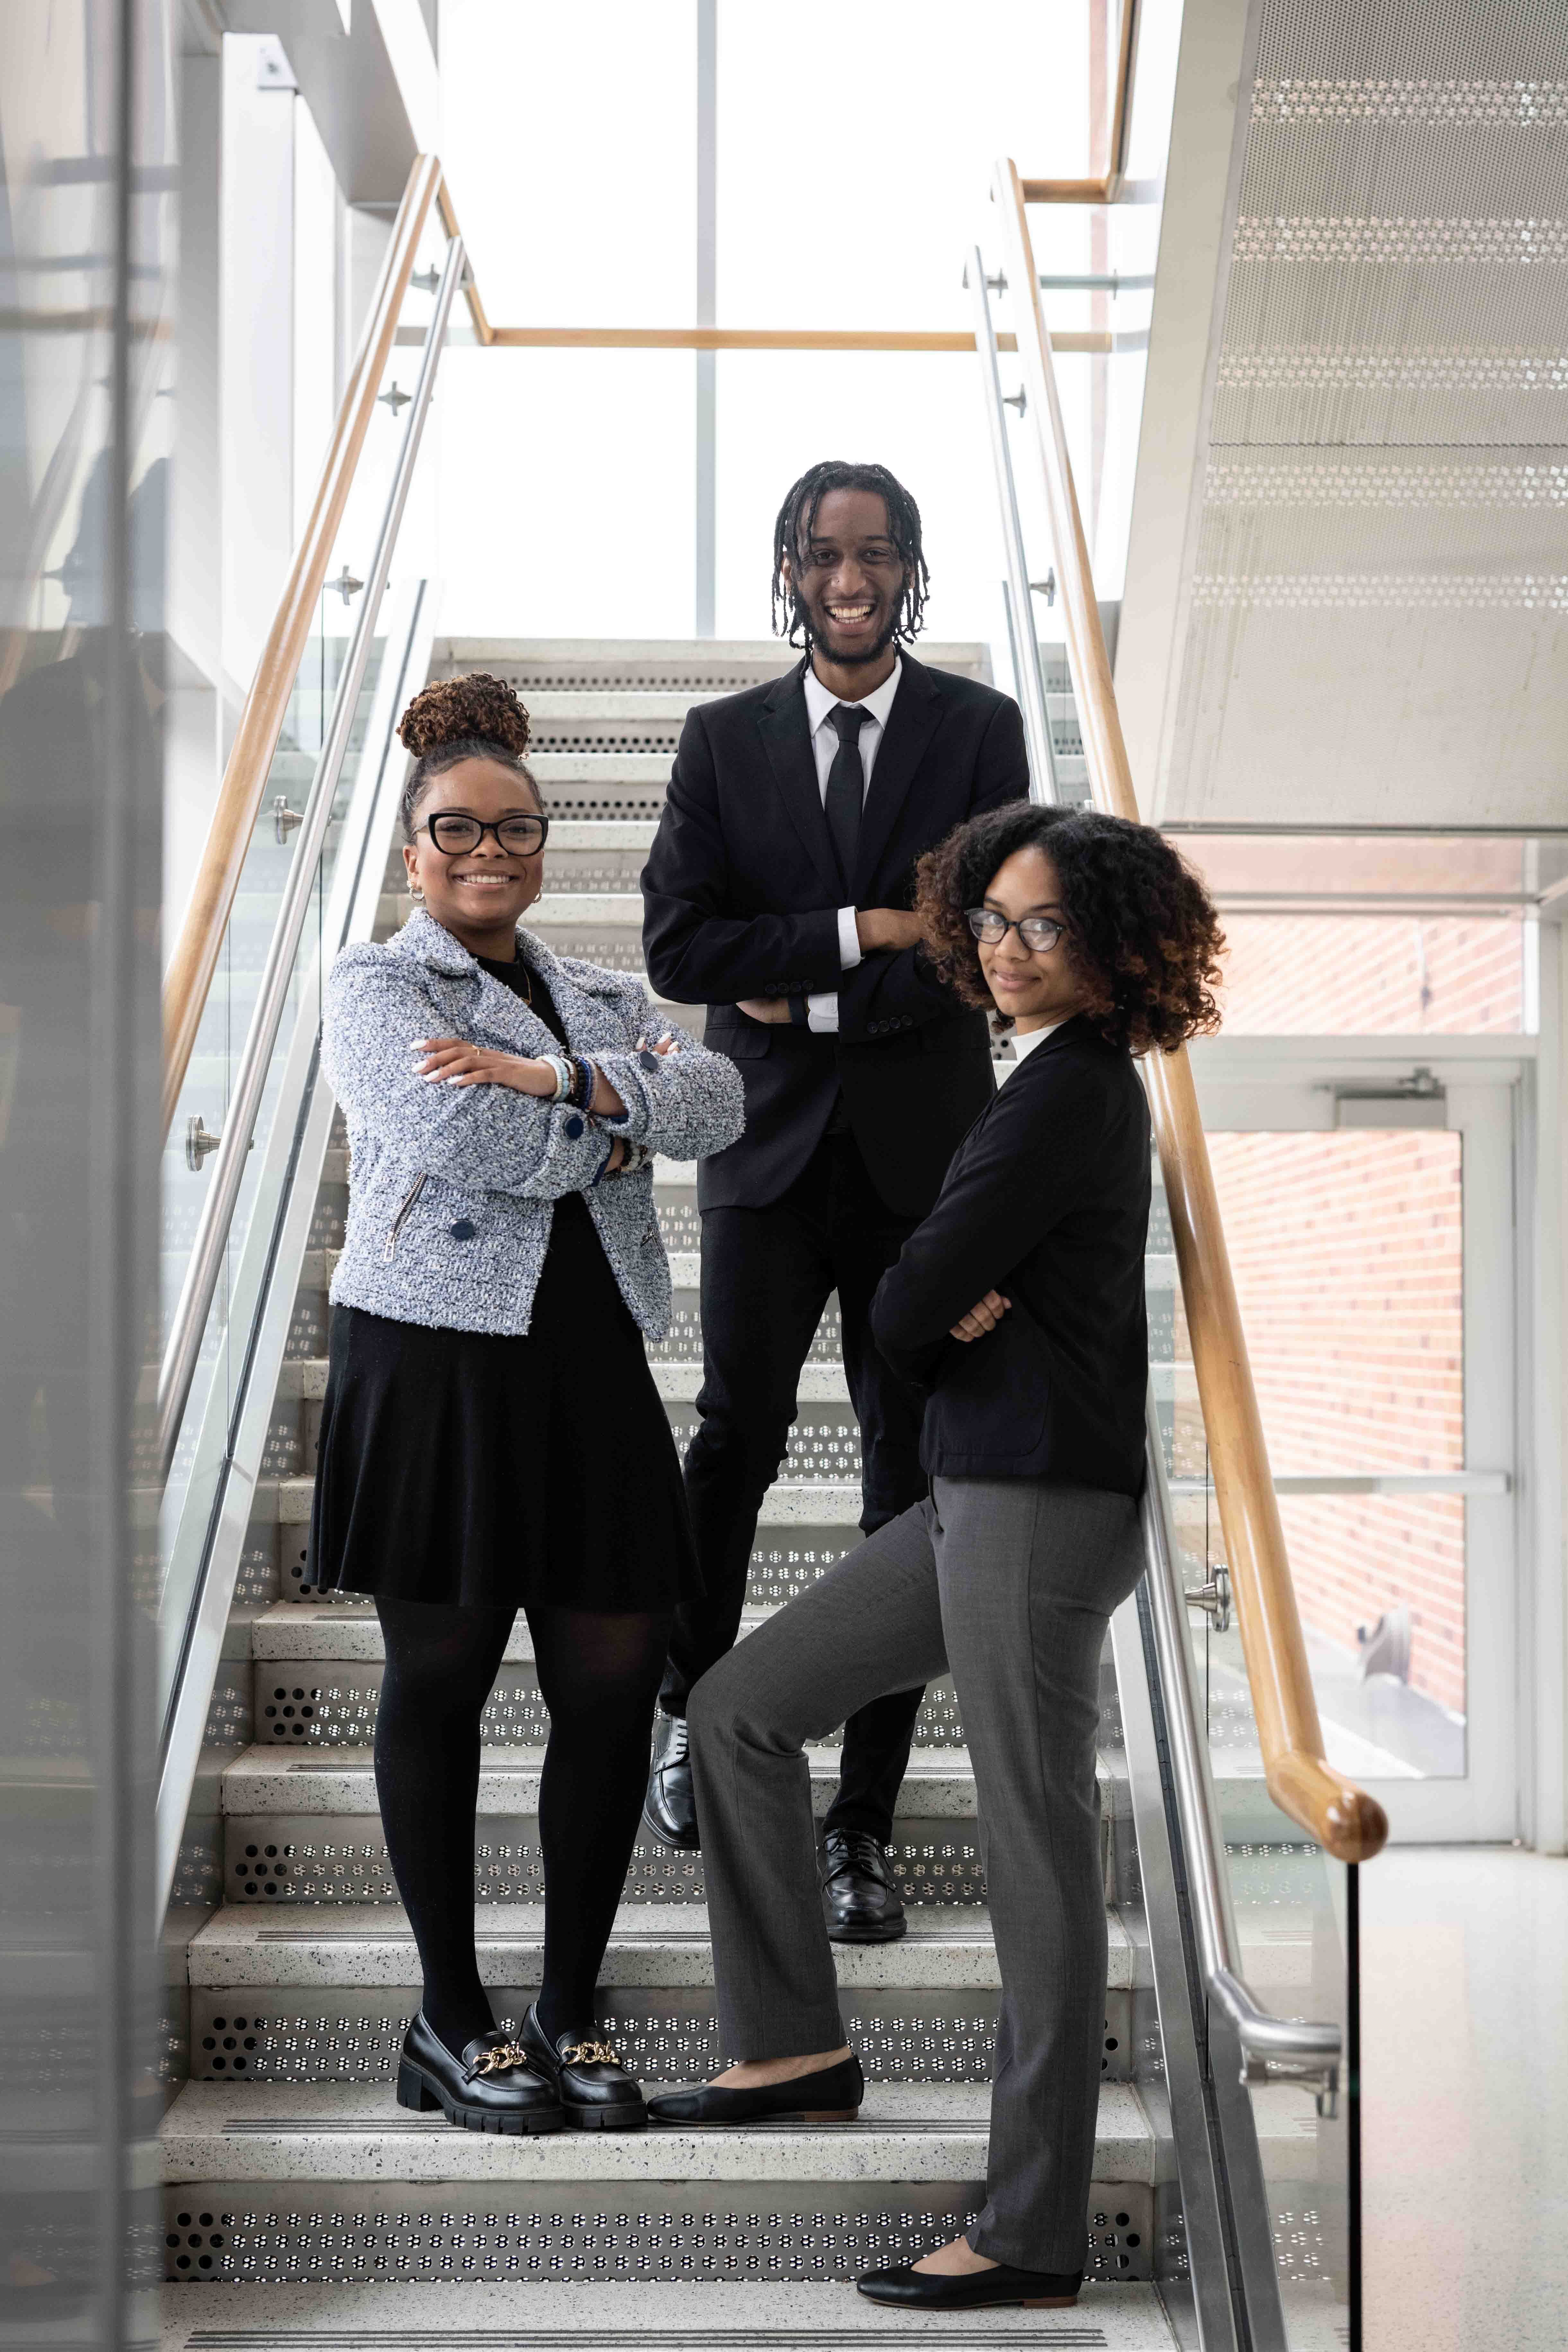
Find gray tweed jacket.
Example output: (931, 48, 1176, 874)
(322, 910, 744, 1337)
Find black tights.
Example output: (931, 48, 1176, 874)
(374, 1597, 671, 2058)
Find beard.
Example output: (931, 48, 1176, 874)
(804, 603, 900, 667)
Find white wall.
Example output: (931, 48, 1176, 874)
(219, 35, 296, 695)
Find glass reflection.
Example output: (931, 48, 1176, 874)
(0, 1, 170, 2334)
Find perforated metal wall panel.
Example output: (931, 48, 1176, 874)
(1154, 0, 1568, 826)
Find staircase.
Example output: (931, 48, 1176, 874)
(158, 640, 1223, 2347)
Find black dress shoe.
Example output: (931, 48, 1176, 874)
(819, 1829, 907, 1944)
(857, 2259, 1082, 2309)
(395, 2013, 564, 2135)
(648, 2049, 863, 2126)
(518, 2004, 647, 2130)
(643, 1710, 699, 1850)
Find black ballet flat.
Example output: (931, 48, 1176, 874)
(395, 2013, 564, 2135)
(518, 2004, 647, 2130)
(647, 2049, 863, 2126)
(857, 2258, 1082, 2310)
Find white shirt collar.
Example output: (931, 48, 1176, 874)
(1006, 1018, 1066, 1066)
(803, 653, 903, 739)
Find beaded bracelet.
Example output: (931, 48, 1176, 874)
(572, 1054, 595, 1110)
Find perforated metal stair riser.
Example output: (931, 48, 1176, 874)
(164, 639, 1187, 2312)
(162, 2182, 1155, 2287)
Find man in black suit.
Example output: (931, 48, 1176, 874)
(639, 460, 1029, 1937)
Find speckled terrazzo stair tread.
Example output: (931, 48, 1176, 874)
(157, 2275, 1178, 2349)
(219, 1746, 998, 1818)
(258, 1476, 867, 1528)
(159, 2077, 1157, 2185)
(253, 1600, 801, 1661)
(276, 1350, 849, 1406)
(185, 1901, 1039, 1992)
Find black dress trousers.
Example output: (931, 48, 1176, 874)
(663, 1127, 928, 1841)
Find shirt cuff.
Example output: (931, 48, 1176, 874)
(806, 991, 839, 1034)
(837, 905, 862, 971)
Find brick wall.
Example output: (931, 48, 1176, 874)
(1216, 913, 1523, 1035)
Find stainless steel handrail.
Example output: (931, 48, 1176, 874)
(155, 235, 465, 1478)
(965, 244, 1059, 805)
(969, 252, 1342, 2103)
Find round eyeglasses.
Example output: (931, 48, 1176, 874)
(966, 907, 1065, 952)
(420, 812, 549, 856)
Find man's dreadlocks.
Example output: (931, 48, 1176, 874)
(769, 461, 931, 648)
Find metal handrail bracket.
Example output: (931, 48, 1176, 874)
(156, 237, 465, 1480)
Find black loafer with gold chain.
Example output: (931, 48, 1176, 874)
(519, 2003, 648, 2129)
(395, 2013, 564, 2134)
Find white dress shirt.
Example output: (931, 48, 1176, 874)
(799, 656, 904, 1034)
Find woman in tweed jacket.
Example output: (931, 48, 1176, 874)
(309, 673, 742, 2138)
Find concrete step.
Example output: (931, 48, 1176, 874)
(188, 1900, 1012, 1989)
(159, 2277, 1178, 2345)
(249, 1600, 795, 1660)
(159, 2075, 1156, 2186)
(530, 755, 671, 786)
(220, 1746, 986, 1820)
(256, 1474, 866, 1528)
(275, 1355, 850, 1407)
(432, 636, 992, 689)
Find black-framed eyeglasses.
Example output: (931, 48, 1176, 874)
(966, 907, 1065, 952)
(419, 812, 549, 856)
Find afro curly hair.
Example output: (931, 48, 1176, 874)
(914, 800, 1224, 1055)
(396, 672, 537, 839)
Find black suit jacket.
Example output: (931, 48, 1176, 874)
(640, 652, 1029, 1216)
(870, 1016, 1151, 1493)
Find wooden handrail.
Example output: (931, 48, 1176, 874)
(435, 178, 493, 346)
(1021, 0, 1140, 203)
(160, 153, 443, 1135)
(994, 158, 1388, 1866)
(484, 327, 1112, 354)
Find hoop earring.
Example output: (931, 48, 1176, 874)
(408, 881, 425, 903)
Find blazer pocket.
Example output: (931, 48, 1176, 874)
(705, 1024, 772, 1059)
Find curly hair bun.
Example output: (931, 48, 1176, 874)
(397, 672, 531, 759)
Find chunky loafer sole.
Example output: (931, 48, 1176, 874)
(396, 2058, 565, 2136)
(563, 2096, 647, 2131)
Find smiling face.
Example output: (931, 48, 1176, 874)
(781, 487, 910, 673)
(976, 845, 1088, 1034)
(403, 756, 547, 956)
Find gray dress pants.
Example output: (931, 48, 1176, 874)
(687, 1474, 1144, 2273)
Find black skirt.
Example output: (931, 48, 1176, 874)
(306, 1192, 701, 1613)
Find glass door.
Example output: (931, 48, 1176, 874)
(1183, 1040, 1520, 1841)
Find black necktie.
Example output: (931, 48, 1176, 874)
(824, 702, 870, 895)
